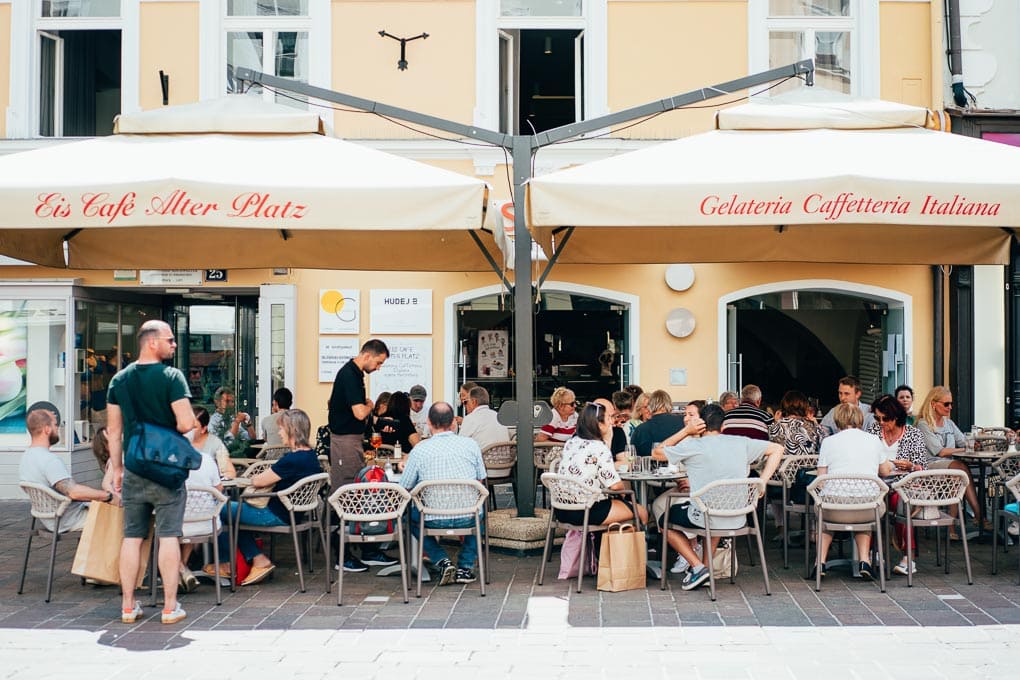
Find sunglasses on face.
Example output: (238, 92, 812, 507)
(940, 401, 953, 407)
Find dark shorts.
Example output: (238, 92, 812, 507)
(658, 501, 700, 530)
(122, 468, 186, 538)
(554, 498, 614, 526)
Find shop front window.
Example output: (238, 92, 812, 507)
(0, 299, 67, 449)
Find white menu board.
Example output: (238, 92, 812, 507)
(318, 337, 359, 382)
(370, 337, 431, 401)
(370, 289, 432, 334)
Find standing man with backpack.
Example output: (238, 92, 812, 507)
(106, 320, 197, 625)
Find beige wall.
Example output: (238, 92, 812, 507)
(880, 2, 933, 108)
(331, 1, 476, 138)
(139, 2, 201, 110)
(0, 3, 10, 138)
(608, 1, 749, 139)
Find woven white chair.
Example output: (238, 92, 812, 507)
(327, 483, 411, 605)
(992, 473, 1020, 584)
(674, 478, 770, 601)
(409, 479, 489, 598)
(481, 442, 517, 510)
(889, 469, 972, 587)
(806, 474, 889, 592)
(533, 442, 564, 507)
(775, 454, 818, 570)
(235, 472, 329, 592)
(239, 459, 275, 479)
(537, 472, 639, 593)
(256, 445, 290, 461)
(17, 482, 80, 603)
(151, 486, 227, 605)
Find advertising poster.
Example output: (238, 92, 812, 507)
(319, 289, 360, 334)
(370, 337, 431, 400)
(369, 289, 432, 334)
(318, 337, 359, 382)
(477, 330, 508, 378)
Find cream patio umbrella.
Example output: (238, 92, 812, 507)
(0, 97, 496, 270)
(527, 100, 1020, 265)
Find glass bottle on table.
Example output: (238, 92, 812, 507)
(625, 444, 636, 472)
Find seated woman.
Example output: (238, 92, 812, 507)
(684, 400, 706, 427)
(204, 408, 321, 586)
(866, 394, 927, 575)
(814, 403, 893, 581)
(378, 391, 420, 452)
(189, 407, 235, 480)
(554, 403, 648, 528)
(767, 390, 826, 536)
(364, 391, 392, 446)
(179, 446, 224, 593)
(915, 386, 991, 536)
(536, 386, 578, 443)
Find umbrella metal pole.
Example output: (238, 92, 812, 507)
(512, 135, 537, 516)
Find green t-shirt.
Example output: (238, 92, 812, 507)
(107, 363, 191, 440)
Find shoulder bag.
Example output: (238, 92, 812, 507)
(119, 367, 202, 489)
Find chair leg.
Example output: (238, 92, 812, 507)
(576, 526, 588, 594)
(959, 502, 973, 585)
(906, 513, 914, 588)
(874, 509, 886, 593)
(397, 520, 408, 604)
(815, 513, 824, 592)
(476, 517, 486, 598)
(660, 522, 669, 590)
(18, 520, 35, 595)
(704, 529, 716, 601)
(45, 526, 59, 604)
(537, 514, 554, 586)
(752, 514, 770, 596)
(992, 507, 1000, 574)
(337, 520, 346, 606)
(212, 529, 222, 606)
(324, 514, 333, 594)
(782, 502, 790, 569)
(483, 515, 491, 585)
(416, 515, 425, 598)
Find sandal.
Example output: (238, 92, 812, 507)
(241, 563, 275, 586)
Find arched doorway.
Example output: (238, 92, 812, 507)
(717, 280, 912, 410)
(444, 282, 640, 410)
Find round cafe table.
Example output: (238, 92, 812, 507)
(952, 449, 1002, 537)
(618, 469, 686, 579)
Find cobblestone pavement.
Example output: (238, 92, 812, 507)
(4, 498, 1020, 679)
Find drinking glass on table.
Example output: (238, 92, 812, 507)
(625, 444, 637, 471)
(370, 431, 382, 452)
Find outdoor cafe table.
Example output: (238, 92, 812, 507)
(952, 449, 1002, 537)
(619, 469, 685, 579)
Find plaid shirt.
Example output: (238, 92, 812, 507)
(401, 431, 486, 520)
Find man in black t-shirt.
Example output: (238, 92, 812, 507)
(327, 339, 395, 572)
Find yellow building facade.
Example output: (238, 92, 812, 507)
(0, 1, 986, 497)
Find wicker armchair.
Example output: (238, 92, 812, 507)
(992, 473, 1020, 584)
(409, 480, 489, 598)
(889, 470, 972, 587)
(481, 442, 517, 509)
(17, 482, 80, 603)
(533, 442, 564, 507)
(775, 454, 818, 570)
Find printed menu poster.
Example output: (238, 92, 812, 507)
(370, 337, 431, 400)
(318, 337, 359, 382)
(478, 330, 508, 378)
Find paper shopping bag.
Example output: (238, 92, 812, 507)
(71, 502, 150, 588)
(596, 523, 646, 592)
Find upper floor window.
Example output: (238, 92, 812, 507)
(751, 0, 876, 98)
(41, 1, 120, 18)
(500, 0, 582, 17)
(224, 2, 311, 106)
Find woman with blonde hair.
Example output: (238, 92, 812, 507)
(536, 386, 578, 442)
(916, 386, 990, 534)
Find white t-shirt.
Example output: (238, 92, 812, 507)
(818, 428, 885, 476)
(183, 454, 222, 538)
(458, 405, 511, 451)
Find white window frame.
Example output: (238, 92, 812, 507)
(201, 0, 329, 107)
(257, 284, 296, 426)
(476, 0, 607, 131)
(6, 0, 137, 138)
(748, 0, 879, 99)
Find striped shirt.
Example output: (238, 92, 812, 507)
(540, 411, 578, 443)
(720, 401, 773, 440)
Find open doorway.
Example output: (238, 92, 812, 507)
(499, 29, 583, 134)
(39, 29, 121, 136)
(721, 284, 909, 412)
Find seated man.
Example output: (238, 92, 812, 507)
(209, 386, 255, 448)
(458, 386, 510, 451)
(19, 408, 118, 532)
(260, 387, 293, 447)
(652, 404, 782, 590)
(400, 402, 486, 586)
(632, 389, 685, 457)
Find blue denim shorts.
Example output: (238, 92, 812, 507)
(122, 469, 186, 538)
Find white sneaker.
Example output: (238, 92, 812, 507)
(1008, 521, 1019, 537)
(893, 558, 917, 576)
(671, 555, 690, 574)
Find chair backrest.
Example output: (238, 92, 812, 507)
(240, 459, 275, 479)
(892, 469, 968, 505)
(276, 473, 330, 513)
(690, 478, 764, 518)
(777, 454, 818, 485)
(533, 442, 564, 469)
(1006, 473, 1020, 502)
(329, 482, 411, 522)
(993, 452, 1020, 481)
(540, 472, 604, 511)
(19, 482, 71, 521)
(481, 442, 517, 476)
(184, 485, 227, 523)
(410, 479, 488, 517)
(257, 445, 290, 461)
(317, 454, 332, 476)
(807, 473, 888, 510)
